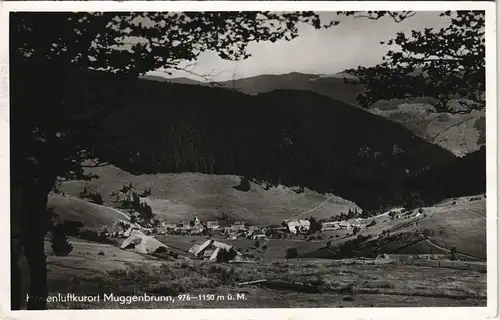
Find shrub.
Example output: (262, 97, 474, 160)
(367, 220, 376, 227)
(51, 224, 73, 256)
(352, 226, 361, 235)
(254, 240, 260, 248)
(286, 247, 299, 259)
(335, 235, 339, 238)
(89, 192, 104, 205)
(262, 245, 268, 251)
(422, 229, 433, 237)
(450, 247, 458, 261)
(418, 208, 424, 214)
(234, 176, 251, 192)
(216, 248, 237, 263)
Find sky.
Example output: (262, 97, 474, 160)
(147, 11, 451, 82)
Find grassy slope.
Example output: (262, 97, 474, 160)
(59, 165, 360, 226)
(302, 196, 486, 260)
(416, 198, 486, 258)
(48, 193, 130, 227)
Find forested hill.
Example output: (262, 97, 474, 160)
(76, 74, 457, 212)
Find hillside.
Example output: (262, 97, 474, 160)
(145, 72, 485, 155)
(75, 74, 456, 211)
(302, 196, 486, 260)
(58, 164, 360, 226)
(48, 193, 130, 227)
(370, 103, 485, 156)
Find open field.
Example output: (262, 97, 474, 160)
(300, 196, 486, 260)
(58, 165, 359, 225)
(45, 256, 486, 309)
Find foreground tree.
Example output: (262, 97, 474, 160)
(343, 11, 485, 113)
(50, 225, 74, 257)
(10, 11, 336, 310)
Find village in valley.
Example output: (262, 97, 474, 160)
(54, 180, 430, 265)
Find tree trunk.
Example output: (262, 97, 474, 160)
(25, 176, 55, 310)
(13, 171, 55, 310)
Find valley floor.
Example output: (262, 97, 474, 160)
(40, 240, 486, 309)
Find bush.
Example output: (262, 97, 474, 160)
(254, 240, 260, 248)
(286, 247, 299, 259)
(367, 220, 376, 227)
(450, 247, 458, 261)
(216, 248, 237, 263)
(418, 208, 424, 214)
(89, 192, 104, 205)
(234, 176, 251, 192)
(422, 229, 433, 237)
(262, 245, 268, 251)
(335, 235, 339, 238)
(51, 224, 73, 256)
(352, 226, 361, 235)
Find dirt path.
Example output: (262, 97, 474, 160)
(467, 207, 486, 219)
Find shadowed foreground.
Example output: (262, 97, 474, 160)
(46, 250, 486, 309)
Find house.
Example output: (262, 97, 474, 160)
(120, 229, 168, 254)
(287, 220, 310, 234)
(224, 226, 238, 234)
(321, 221, 339, 231)
(232, 221, 246, 230)
(248, 226, 260, 233)
(188, 239, 242, 262)
(206, 221, 219, 230)
(190, 224, 204, 235)
(162, 222, 177, 230)
(251, 230, 267, 240)
(338, 221, 352, 230)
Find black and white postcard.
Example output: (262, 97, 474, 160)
(0, 1, 497, 319)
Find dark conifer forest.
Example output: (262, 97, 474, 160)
(12, 70, 486, 213)
(33, 71, 481, 212)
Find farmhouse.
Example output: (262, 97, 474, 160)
(232, 221, 246, 231)
(188, 239, 242, 262)
(161, 222, 177, 230)
(206, 221, 219, 229)
(252, 232, 267, 240)
(120, 229, 168, 254)
(338, 221, 352, 230)
(321, 221, 339, 231)
(287, 220, 310, 234)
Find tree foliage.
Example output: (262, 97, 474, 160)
(11, 11, 336, 186)
(343, 11, 485, 113)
